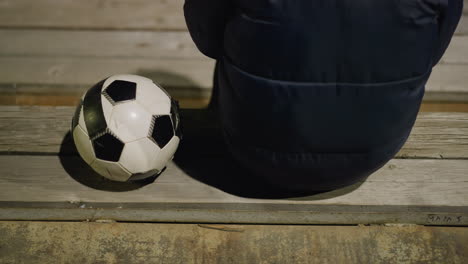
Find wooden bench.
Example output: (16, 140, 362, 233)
(1, 1, 468, 262)
(0, 0, 468, 227)
(0, 106, 467, 225)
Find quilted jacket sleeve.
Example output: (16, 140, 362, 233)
(183, 0, 234, 59)
(432, 0, 464, 66)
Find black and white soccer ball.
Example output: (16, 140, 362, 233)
(70, 74, 182, 182)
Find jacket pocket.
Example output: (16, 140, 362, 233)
(218, 58, 431, 154)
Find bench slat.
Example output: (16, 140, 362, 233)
(0, 155, 466, 225)
(1, 106, 467, 159)
(0, 57, 467, 101)
(1, 29, 467, 101)
(0, 56, 214, 90)
(0, 29, 204, 59)
(0, 0, 187, 30)
(1, 30, 467, 64)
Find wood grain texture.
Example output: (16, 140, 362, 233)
(0, 57, 466, 95)
(2, 30, 466, 63)
(1, 156, 466, 206)
(0, 156, 467, 225)
(0, 56, 215, 89)
(396, 112, 468, 159)
(0, 29, 204, 59)
(0, 107, 467, 225)
(1, 106, 467, 158)
(0, 30, 467, 100)
(0, 222, 467, 263)
(0, 0, 187, 30)
(0, 0, 466, 34)
(419, 102, 468, 113)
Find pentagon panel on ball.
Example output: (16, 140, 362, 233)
(71, 74, 182, 182)
(102, 80, 137, 105)
(149, 115, 175, 149)
(92, 129, 125, 162)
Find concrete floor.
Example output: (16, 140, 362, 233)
(0, 221, 466, 264)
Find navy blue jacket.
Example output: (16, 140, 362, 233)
(184, 0, 463, 192)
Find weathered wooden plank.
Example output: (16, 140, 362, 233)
(397, 112, 468, 159)
(459, 16, 468, 35)
(0, 0, 466, 34)
(0, 156, 464, 206)
(0, 57, 215, 89)
(419, 103, 468, 112)
(0, 57, 466, 97)
(1, 106, 467, 158)
(427, 64, 468, 94)
(423, 91, 468, 102)
(0, 156, 467, 225)
(439, 35, 468, 64)
(0, 30, 465, 101)
(0, 0, 187, 30)
(0, 29, 204, 59)
(0, 222, 467, 263)
(1, 30, 466, 63)
(1, 205, 466, 226)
